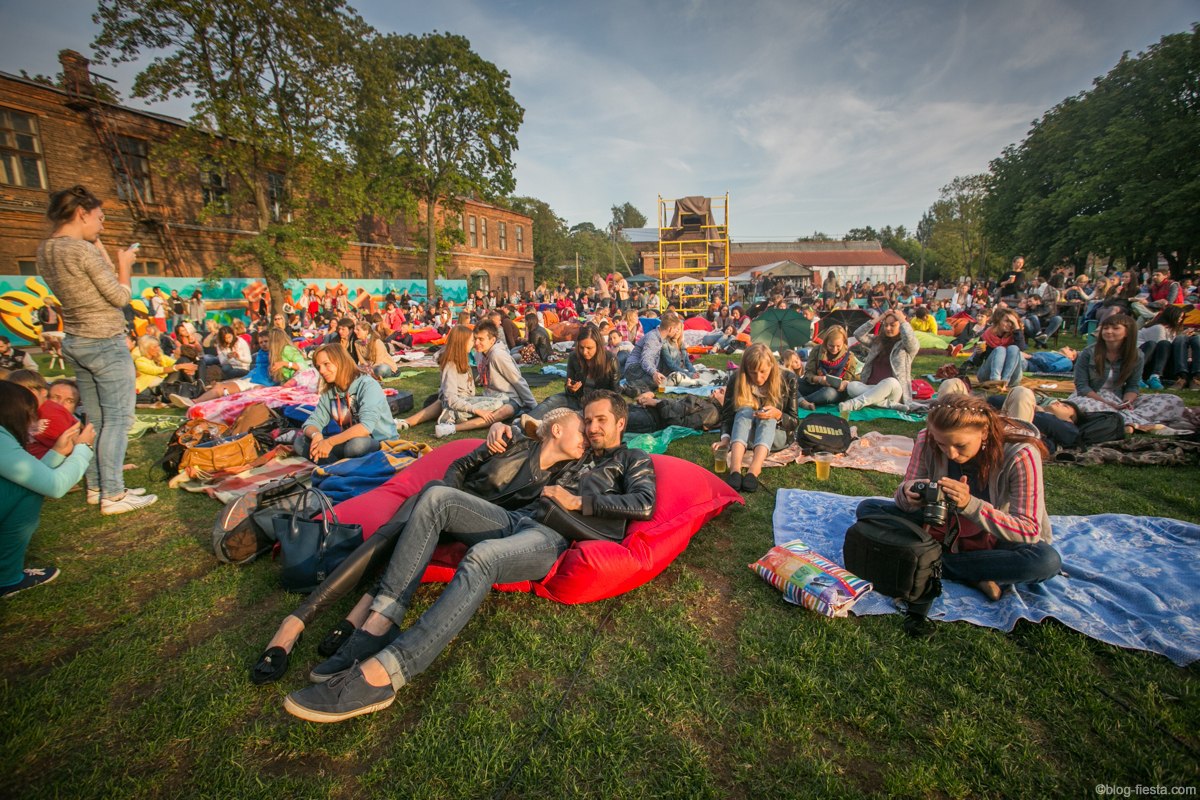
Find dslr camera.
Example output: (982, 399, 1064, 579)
(911, 481, 950, 528)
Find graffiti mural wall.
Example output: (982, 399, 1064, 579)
(0, 275, 468, 346)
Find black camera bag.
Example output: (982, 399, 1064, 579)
(843, 513, 943, 604)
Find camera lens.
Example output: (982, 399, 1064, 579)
(924, 501, 949, 528)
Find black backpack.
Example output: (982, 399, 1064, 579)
(658, 395, 722, 431)
(795, 413, 853, 454)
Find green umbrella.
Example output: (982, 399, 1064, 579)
(750, 308, 812, 350)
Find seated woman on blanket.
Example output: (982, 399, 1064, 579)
(973, 307, 1026, 389)
(133, 334, 198, 401)
(215, 325, 252, 379)
(250, 407, 588, 684)
(394, 324, 499, 435)
(294, 343, 395, 465)
(173, 329, 301, 407)
(798, 324, 860, 409)
(856, 394, 1060, 603)
(714, 343, 799, 494)
(529, 324, 618, 420)
(353, 320, 399, 379)
(1136, 305, 1182, 389)
(1068, 314, 1187, 434)
(842, 310, 919, 414)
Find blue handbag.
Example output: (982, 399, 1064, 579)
(272, 487, 363, 593)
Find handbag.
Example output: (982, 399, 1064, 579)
(272, 487, 363, 593)
(842, 513, 944, 606)
(179, 432, 259, 474)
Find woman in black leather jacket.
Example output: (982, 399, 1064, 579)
(529, 324, 619, 419)
(250, 408, 585, 684)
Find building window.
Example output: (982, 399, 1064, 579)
(132, 259, 162, 276)
(468, 215, 477, 248)
(17, 259, 37, 276)
(378, 270, 393, 280)
(515, 225, 524, 254)
(498, 221, 507, 251)
(518, 276, 526, 293)
(481, 218, 488, 250)
(267, 171, 288, 223)
(0, 107, 48, 190)
(500, 275, 510, 294)
(200, 164, 230, 213)
(113, 135, 153, 203)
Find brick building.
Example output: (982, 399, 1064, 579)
(0, 51, 533, 294)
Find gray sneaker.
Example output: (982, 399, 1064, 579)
(284, 667, 395, 723)
(309, 626, 397, 683)
(101, 491, 159, 515)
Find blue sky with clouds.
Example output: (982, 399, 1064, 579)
(0, 0, 1195, 237)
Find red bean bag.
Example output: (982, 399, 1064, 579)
(328, 439, 744, 603)
(408, 327, 441, 345)
(683, 316, 713, 332)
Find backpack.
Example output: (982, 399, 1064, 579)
(911, 378, 934, 401)
(795, 413, 853, 455)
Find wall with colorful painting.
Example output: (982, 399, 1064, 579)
(0, 275, 468, 346)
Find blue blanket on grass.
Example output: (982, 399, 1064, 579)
(772, 489, 1200, 666)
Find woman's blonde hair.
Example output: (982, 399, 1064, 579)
(536, 407, 581, 441)
(733, 343, 781, 409)
(311, 343, 358, 393)
(136, 333, 161, 359)
(438, 324, 473, 374)
(267, 328, 295, 383)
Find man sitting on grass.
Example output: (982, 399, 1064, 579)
(283, 391, 656, 723)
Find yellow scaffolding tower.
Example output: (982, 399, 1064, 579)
(656, 194, 730, 314)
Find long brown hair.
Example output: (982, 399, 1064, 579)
(46, 185, 102, 226)
(0, 381, 38, 443)
(311, 343, 358, 393)
(733, 343, 782, 409)
(438, 324, 473, 374)
(573, 323, 611, 383)
(267, 329, 295, 383)
(1093, 313, 1139, 388)
(926, 395, 1046, 484)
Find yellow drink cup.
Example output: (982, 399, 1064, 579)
(814, 451, 834, 481)
(713, 443, 728, 473)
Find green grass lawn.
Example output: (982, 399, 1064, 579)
(2, 343, 1198, 798)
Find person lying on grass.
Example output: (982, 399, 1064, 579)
(293, 343, 395, 466)
(251, 406, 590, 685)
(855, 394, 1060, 604)
(283, 391, 655, 723)
(0, 381, 95, 598)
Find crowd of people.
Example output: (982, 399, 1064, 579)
(3, 186, 1197, 729)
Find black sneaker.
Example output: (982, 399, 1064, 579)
(742, 473, 760, 493)
(309, 626, 397, 683)
(725, 472, 743, 492)
(317, 619, 357, 658)
(0, 566, 60, 598)
(284, 667, 396, 723)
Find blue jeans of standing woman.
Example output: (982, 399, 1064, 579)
(978, 345, 1023, 387)
(61, 333, 135, 499)
(730, 406, 778, 451)
(368, 485, 567, 688)
(855, 499, 1061, 586)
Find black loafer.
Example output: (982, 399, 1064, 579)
(742, 473, 760, 493)
(318, 619, 356, 658)
(251, 646, 290, 685)
(725, 472, 743, 491)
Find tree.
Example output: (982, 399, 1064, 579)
(92, 0, 371, 312)
(984, 25, 1200, 276)
(610, 202, 647, 230)
(359, 32, 524, 299)
(843, 226, 879, 241)
(509, 196, 570, 285)
(923, 175, 1001, 281)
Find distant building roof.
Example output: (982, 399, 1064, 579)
(729, 247, 908, 270)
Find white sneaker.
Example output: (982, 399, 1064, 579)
(101, 491, 159, 515)
(436, 409, 457, 426)
(87, 487, 148, 506)
(395, 419, 411, 432)
(168, 393, 196, 409)
(434, 423, 457, 438)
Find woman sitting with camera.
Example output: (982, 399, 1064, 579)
(855, 394, 1060, 602)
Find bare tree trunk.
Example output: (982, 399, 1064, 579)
(425, 195, 438, 302)
(252, 179, 288, 317)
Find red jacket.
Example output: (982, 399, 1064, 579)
(28, 400, 78, 459)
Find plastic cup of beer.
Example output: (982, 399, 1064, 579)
(839, 407, 851, 421)
(713, 443, 728, 474)
(814, 451, 834, 481)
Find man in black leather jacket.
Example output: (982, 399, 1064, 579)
(284, 392, 656, 723)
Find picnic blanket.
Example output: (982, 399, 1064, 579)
(176, 452, 314, 503)
(623, 425, 704, 455)
(541, 365, 568, 378)
(396, 352, 440, 368)
(187, 383, 403, 425)
(795, 431, 913, 475)
(798, 405, 923, 423)
(772, 490, 1200, 666)
(312, 439, 432, 504)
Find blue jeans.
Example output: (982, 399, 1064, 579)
(369, 486, 566, 688)
(1173, 335, 1200, 377)
(293, 434, 381, 465)
(798, 378, 842, 406)
(730, 406, 778, 451)
(855, 499, 1061, 586)
(659, 342, 695, 378)
(701, 331, 733, 350)
(61, 334, 135, 499)
(373, 364, 396, 379)
(1140, 341, 1172, 379)
(978, 345, 1023, 387)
